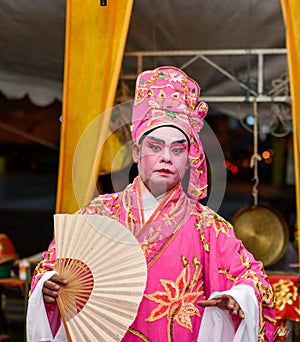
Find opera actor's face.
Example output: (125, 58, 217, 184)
(132, 126, 189, 197)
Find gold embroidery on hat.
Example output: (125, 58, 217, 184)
(169, 92, 180, 108)
(159, 90, 166, 98)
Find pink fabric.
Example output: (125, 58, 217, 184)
(31, 176, 275, 341)
(131, 66, 209, 200)
(30, 240, 61, 337)
(45, 303, 61, 338)
(30, 240, 57, 294)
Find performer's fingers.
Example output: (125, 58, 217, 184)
(44, 280, 60, 291)
(230, 300, 240, 315)
(238, 308, 245, 319)
(51, 274, 68, 285)
(43, 284, 58, 295)
(43, 294, 56, 304)
(197, 298, 222, 307)
(227, 298, 245, 319)
(42, 286, 59, 304)
(226, 296, 236, 311)
(198, 296, 245, 319)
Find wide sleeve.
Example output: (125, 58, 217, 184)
(28, 239, 65, 338)
(27, 270, 67, 341)
(200, 208, 275, 342)
(198, 284, 258, 342)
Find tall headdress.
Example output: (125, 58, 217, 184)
(131, 66, 209, 200)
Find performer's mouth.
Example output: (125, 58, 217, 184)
(157, 168, 172, 175)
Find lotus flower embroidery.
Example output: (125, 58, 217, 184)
(144, 256, 203, 335)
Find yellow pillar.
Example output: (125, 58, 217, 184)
(281, 0, 300, 264)
(56, 0, 134, 213)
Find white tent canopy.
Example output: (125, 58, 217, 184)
(0, 0, 286, 104)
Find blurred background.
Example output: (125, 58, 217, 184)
(0, 0, 298, 340)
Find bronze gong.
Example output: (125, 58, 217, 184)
(231, 205, 289, 267)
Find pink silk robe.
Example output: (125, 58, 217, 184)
(31, 176, 275, 341)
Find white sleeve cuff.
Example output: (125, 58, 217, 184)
(26, 271, 67, 342)
(197, 284, 258, 342)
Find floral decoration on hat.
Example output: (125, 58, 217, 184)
(131, 66, 209, 200)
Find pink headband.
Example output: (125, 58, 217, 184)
(131, 66, 208, 200)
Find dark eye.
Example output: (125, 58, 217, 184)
(149, 143, 161, 152)
(172, 147, 185, 154)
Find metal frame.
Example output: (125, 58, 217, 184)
(121, 48, 290, 104)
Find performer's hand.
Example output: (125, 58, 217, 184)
(42, 274, 68, 304)
(197, 294, 245, 319)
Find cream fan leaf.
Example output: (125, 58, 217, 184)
(54, 214, 147, 342)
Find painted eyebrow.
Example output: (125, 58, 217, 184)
(147, 135, 187, 145)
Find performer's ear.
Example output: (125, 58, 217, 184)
(132, 143, 140, 163)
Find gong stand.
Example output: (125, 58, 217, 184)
(231, 102, 289, 266)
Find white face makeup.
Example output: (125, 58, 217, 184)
(132, 126, 189, 197)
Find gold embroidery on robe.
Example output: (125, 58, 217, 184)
(144, 257, 203, 341)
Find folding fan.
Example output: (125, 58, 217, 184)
(53, 214, 147, 342)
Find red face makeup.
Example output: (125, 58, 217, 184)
(134, 126, 189, 197)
